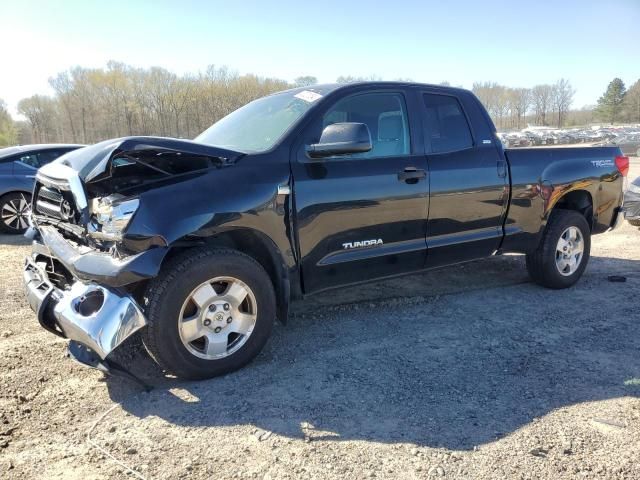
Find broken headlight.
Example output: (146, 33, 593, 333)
(89, 195, 139, 241)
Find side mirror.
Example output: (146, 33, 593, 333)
(306, 122, 372, 159)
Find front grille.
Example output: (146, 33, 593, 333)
(38, 186, 63, 203)
(35, 199, 63, 218)
(35, 184, 76, 222)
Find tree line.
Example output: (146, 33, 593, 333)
(1, 63, 639, 147)
(14, 62, 292, 145)
(472, 79, 577, 130)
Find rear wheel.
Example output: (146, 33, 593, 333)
(142, 248, 276, 380)
(526, 209, 591, 289)
(0, 192, 31, 234)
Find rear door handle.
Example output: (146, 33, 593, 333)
(398, 167, 427, 184)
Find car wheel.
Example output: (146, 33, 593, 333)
(526, 209, 591, 289)
(0, 192, 31, 234)
(142, 248, 276, 380)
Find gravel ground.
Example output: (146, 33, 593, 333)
(1, 159, 639, 479)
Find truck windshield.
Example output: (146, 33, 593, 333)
(195, 88, 326, 153)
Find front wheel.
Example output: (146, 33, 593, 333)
(526, 209, 591, 289)
(142, 248, 276, 379)
(0, 192, 31, 234)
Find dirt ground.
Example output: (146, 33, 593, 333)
(1, 159, 639, 480)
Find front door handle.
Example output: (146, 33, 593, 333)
(398, 167, 427, 184)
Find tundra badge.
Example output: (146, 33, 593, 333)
(342, 239, 383, 249)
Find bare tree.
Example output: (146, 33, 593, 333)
(294, 76, 318, 87)
(512, 88, 531, 129)
(49, 72, 78, 142)
(551, 79, 575, 127)
(68, 67, 96, 143)
(473, 82, 510, 128)
(336, 74, 382, 84)
(531, 84, 553, 126)
(17, 95, 59, 143)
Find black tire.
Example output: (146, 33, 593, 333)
(142, 248, 276, 380)
(0, 192, 31, 234)
(526, 209, 591, 289)
(628, 219, 640, 227)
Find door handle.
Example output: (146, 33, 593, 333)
(497, 160, 507, 178)
(398, 167, 427, 184)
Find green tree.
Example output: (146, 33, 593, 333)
(0, 99, 17, 147)
(596, 78, 626, 124)
(622, 79, 640, 123)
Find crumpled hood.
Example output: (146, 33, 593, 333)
(50, 136, 243, 183)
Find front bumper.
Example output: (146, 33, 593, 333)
(29, 225, 168, 288)
(23, 255, 147, 360)
(623, 189, 640, 225)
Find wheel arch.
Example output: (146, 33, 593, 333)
(545, 189, 594, 231)
(165, 228, 292, 324)
(0, 189, 32, 200)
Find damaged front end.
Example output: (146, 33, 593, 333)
(23, 137, 240, 374)
(23, 254, 146, 362)
(624, 176, 640, 228)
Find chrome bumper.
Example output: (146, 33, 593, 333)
(23, 256, 147, 359)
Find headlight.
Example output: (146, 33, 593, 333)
(89, 195, 139, 241)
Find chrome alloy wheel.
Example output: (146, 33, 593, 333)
(555, 226, 584, 276)
(1, 195, 30, 231)
(178, 277, 258, 360)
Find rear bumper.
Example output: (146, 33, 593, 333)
(23, 255, 147, 360)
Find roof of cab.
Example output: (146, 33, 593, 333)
(270, 81, 471, 97)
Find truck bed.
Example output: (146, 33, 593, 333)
(500, 145, 624, 253)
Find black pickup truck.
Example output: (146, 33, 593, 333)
(23, 82, 628, 380)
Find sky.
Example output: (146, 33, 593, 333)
(1, 0, 639, 117)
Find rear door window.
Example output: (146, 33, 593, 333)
(36, 150, 67, 165)
(422, 94, 473, 153)
(17, 154, 41, 168)
(16, 149, 67, 169)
